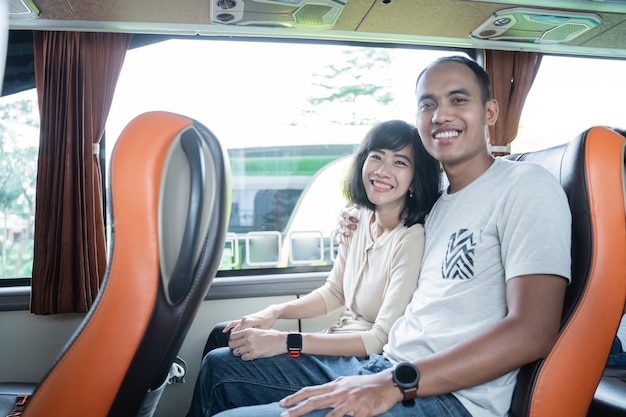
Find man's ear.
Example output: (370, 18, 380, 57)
(486, 99, 499, 126)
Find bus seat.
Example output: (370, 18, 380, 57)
(0, 111, 230, 417)
(505, 126, 626, 417)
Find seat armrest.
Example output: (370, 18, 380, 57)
(588, 370, 626, 417)
(0, 383, 36, 416)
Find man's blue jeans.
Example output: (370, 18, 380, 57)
(186, 348, 471, 417)
(214, 395, 472, 417)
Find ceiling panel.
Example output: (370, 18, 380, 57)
(68, 0, 212, 24)
(6, 0, 626, 56)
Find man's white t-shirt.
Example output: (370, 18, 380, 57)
(384, 158, 572, 417)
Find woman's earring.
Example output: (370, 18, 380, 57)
(409, 191, 414, 198)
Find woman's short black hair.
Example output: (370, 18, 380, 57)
(343, 120, 441, 226)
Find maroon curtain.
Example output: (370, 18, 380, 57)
(31, 31, 133, 314)
(485, 50, 542, 156)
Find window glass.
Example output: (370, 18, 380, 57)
(513, 55, 626, 153)
(0, 88, 38, 279)
(106, 39, 457, 273)
(3, 40, 625, 280)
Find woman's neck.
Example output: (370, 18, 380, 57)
(370, 208, 402, 239)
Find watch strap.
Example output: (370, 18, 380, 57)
(287, 332, 302, 358)
(402, 387, 417, 406)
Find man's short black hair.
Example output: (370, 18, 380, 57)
(415, 55, 492, 103)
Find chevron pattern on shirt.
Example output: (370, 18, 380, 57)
(441, 228, 476, 280)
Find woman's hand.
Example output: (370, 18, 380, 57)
(223, 307, 279, 333)
(228, 328, 288, 360)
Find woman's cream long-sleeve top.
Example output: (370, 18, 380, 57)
(313, 207, 425, 355)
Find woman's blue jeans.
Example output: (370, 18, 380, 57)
(608, 336, 626, 367)
(186, 347, 471, 417)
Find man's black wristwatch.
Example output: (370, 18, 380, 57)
(287, 332, 302, 358)
(392, 362, 420, 407)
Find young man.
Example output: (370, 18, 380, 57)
(199, 55, 572, 417)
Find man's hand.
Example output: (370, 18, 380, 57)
(278, 371, 401, 417)
(336, 206, 360, 245)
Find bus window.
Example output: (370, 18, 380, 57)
(0, 88, 38, 281)
(4, 39, 626, 280)
(513, 55, 626, 153)
(106, 39, 456, 275)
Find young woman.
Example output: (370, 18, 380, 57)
(209, 120, 440, 362)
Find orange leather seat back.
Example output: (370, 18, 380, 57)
(507, 126, 626, 417)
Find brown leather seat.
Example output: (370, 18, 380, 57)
(0, 111, 230, 417)
(506, 126, 626, 417)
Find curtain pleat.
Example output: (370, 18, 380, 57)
(485, 50, 542, 156)
(31, 31, 132, 315)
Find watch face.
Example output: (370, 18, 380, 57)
(287, 333, 302, 349)
(394, 363, 419, 388)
